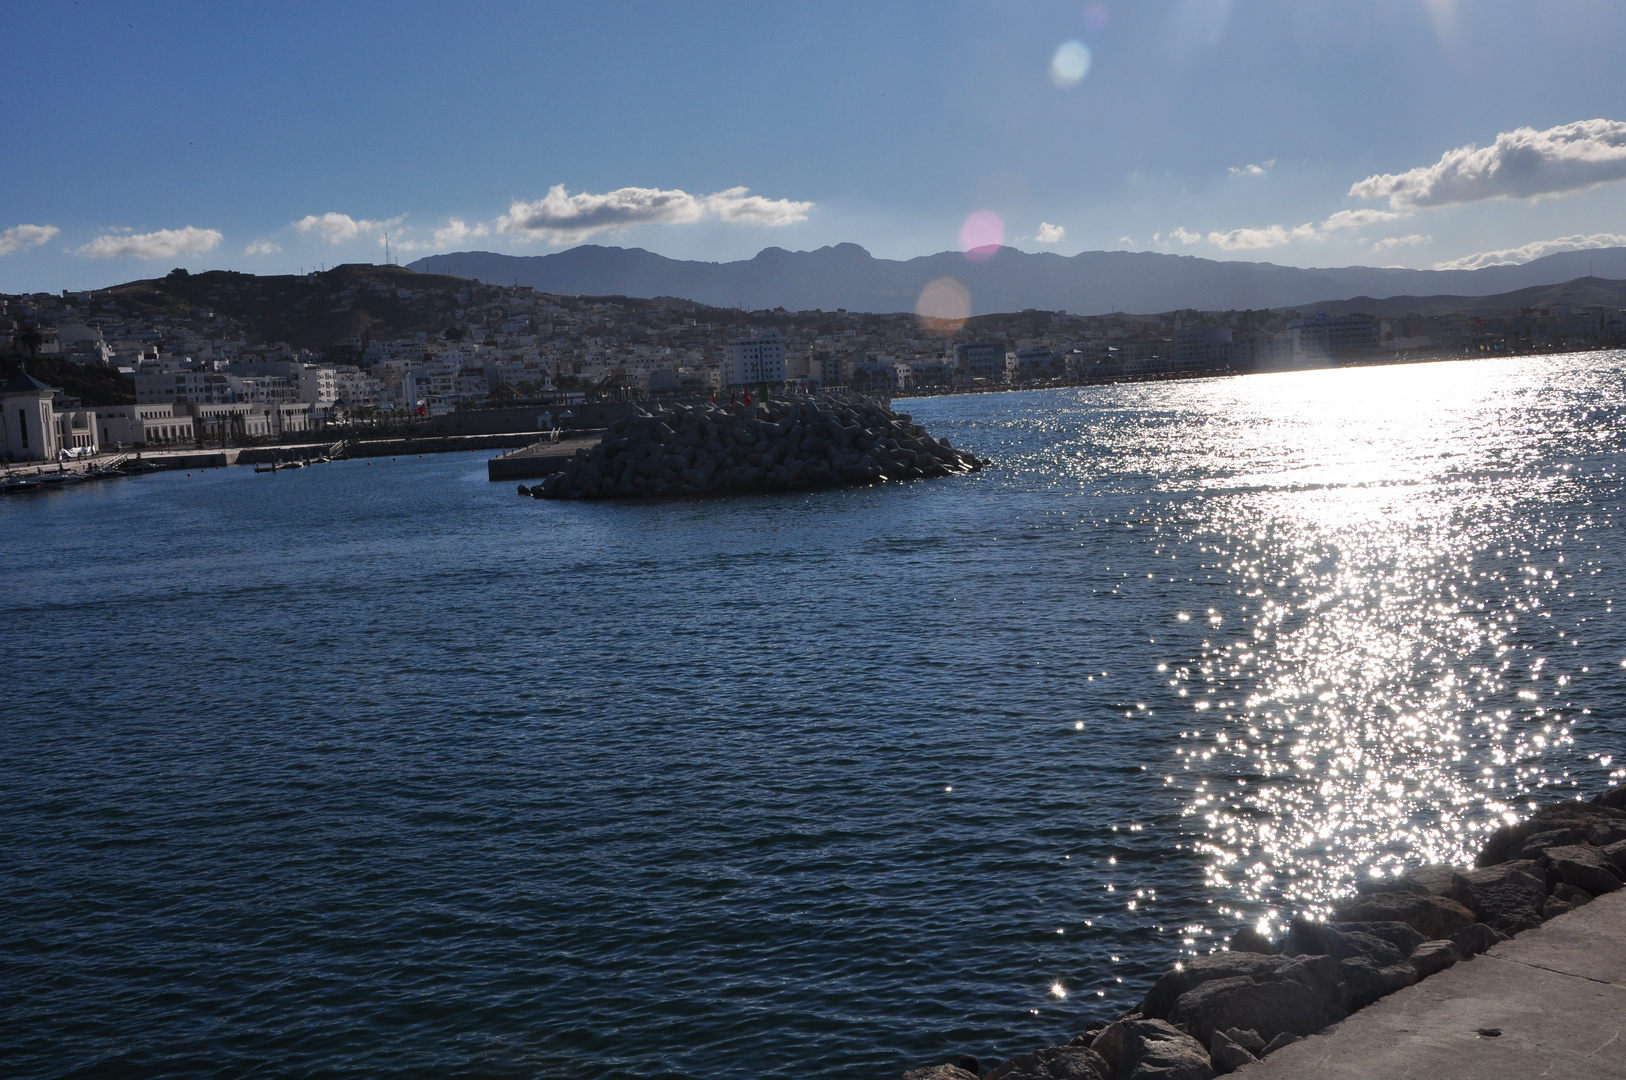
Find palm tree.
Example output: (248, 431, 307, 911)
(17, 325, 43, 367)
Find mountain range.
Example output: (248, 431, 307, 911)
(407, 244, 1626, 316)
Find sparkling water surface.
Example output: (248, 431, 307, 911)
(5, 354, 1624, 1079)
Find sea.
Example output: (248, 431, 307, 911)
(4, 353, 1624, 1079)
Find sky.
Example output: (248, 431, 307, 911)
(5, 0, 1626, 292)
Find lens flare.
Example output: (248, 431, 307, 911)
(915, 277, 971, 335)
(1050, 40, 1092, 87)
(960, 210, 1004, 261)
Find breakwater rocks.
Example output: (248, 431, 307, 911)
(907, 785, 1626, 1080)
(520, 398, 986, 500)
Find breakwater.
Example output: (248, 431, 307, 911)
(908, 786, 1626, 1080)
(524, 397, 985, 499)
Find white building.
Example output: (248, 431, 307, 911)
(2, 374, 62, 461)
(298, 365, 339, 408)
(134, 368, 236, 404)
(720, 331, 787, 389)
(95, 404, 196, 448)
(331, 366, 383, 408)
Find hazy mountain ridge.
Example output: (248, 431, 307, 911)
(1280, 277, 1626, 319)
(408, 244, 1626, 316)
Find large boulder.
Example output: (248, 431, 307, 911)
(1513, 828, 1591, 860)
(1207, 1030, 1256, 1075)
(1589, 820, 1626, 846)
(1337, 921, 1426, 957)
(1339, 954, 1418, 1007)
(1137, 953, 1293, 1019)
(1330, 891, 1477, 939)
(1408, 939, 1461, 978)
(1167, 969, 1344, 1046)
(1221, 1029, 1266, 1055)
(1593, 786, 1626, 811)
(986, 1045, 1111, 1080)
(1478, 801, 1626, 866)
(1102, 1020, 1215, 1080)
(1540, 844, 1624, 896)
(1393, 864, 1459, 895)
(1449, 861, 1547, 935)
(1449, 922, 1506, 958)
(1283, 920, 1408, 964)
(1602, 839, 1626, 873)
(1229, 926, 1278, 954)
(904, 1067, 979, 1080)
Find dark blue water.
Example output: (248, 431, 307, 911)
(5, 355, 1625, 1079)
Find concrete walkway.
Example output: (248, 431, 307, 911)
(1247, 890, 1626, 1079)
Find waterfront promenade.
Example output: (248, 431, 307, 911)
(1249, 890, 1626, 1079)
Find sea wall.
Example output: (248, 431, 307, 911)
(907, 786, 1626, 1080)
(524, 397, 985, 500)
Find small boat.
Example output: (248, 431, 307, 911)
(0, 477, 45, 494)
(283, 460, 305, 470)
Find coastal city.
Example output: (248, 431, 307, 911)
(4, 262, 1625, 461)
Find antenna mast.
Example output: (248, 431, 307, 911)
(384, 233, 393, 266)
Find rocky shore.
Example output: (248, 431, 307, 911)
(907, 786, 1626, 1080)
(520, 397, 986, 500)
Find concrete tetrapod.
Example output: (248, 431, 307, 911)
(522, 397, 986, 500)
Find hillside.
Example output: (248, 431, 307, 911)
(99, 264, 477, 352)
(1290, 276, 1626, 319)
(408, 244, 1626, 317)
(0, 353, 135, 406)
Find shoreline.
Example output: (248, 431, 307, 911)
(908, 786, 1626, 1080)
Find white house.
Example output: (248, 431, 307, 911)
(720, 331, 787, 389)
(1, 374, 61, 461)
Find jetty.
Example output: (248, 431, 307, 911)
(487, 435, 604, 481)
(519, 396, 985, 500)
(1247, 888, 1625, 1078)
(905, 788, 1626, 1080)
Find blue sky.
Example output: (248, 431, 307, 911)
(5, 0, 1626, 292)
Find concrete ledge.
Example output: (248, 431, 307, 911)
(487, 436, 600, 480)
(1243, 890, 1626, 1079)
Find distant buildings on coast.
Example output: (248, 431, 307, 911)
(3, 265, 1625, 463)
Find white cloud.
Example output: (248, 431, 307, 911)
(1035, 222, 1066, 244)
(1197, 207, 1411, 251)
(244, 240, 281, 255)
(1169, 227, 1202, 244)
(705, 187, 813, 226)
(497, 184, 812, 244)
(1320, 208, 1407, 230)
(293, 212, 402, 244)
(1351, 118, 1626, 208)
(0, 223, 59, 255)
(1432, 232, 1626, 271)
(389, 218, 496, 254)
(77, 226, 222, 259)
(433, 218, 490, 247)
(1228, 159, 1274, 176)
(1206, 223, 1317, 250)
(1371, 234, 1431, 251)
